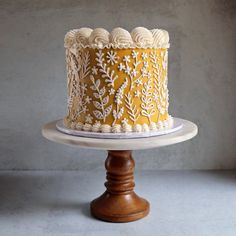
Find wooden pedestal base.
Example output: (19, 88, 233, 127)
(43, 119, 197, 222)
(90, 150, 150, 222)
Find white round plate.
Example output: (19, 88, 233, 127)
(56, 118, 183, 139)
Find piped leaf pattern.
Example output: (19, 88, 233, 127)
(100, 87, 106, 96)
(125, 93, 140, 123)
(105, 105, 113, 117)
(66, 47, 169, 127)
(150, 51, 169, 115)
(141, 79, 155, 123)
(93, 92, 100, 99)
(66, 49, 91, 120)
(93, 110, 103, 120)
(96, 50, 118, 87)
(103, 96, 109, 105)
(90, 75, 112, 121)
(93, 101, 103, 110)
(112, 78, 128, 125)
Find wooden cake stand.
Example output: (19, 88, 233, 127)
(42, 118, 197, 223)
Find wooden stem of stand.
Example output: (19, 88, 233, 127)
(90, 150, 150, 222)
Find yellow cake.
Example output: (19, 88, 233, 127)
(63, 27, 173, 133)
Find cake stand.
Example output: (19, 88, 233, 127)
(42, 118, 197, 223)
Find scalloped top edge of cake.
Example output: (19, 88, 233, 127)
(64, 27, 169, 49)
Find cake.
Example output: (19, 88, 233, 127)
(63, 27, 173, 133)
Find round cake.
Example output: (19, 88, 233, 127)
(63, 27, 173, 133)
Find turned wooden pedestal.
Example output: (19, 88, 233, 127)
(90, 150, 149, 222)
(42, 118, 197, 223)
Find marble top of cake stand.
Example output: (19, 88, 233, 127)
(42, 118, 197, 150)
(42, 118, 197, 223)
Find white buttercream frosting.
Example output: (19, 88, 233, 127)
(150, 122, 157, 131)
(151, 29, 169, 48)
(101, 124, 112, 133)
(83, 123, 92, 131)
(66, 116, 174, 133)
(76, 122, 83, 130)
(75, 28, 93, 45)
(157, 121, 164, 130)
(133, 124, 142, 132)
(70, 121, 76, 129)
(111, 124, 122, 133)
(142, 123, 150, 132)
(92, 122, 101, 132)
(122, 124, 132, 133)
(88, 28, 110, 48)
(131, 27, 154, 47)
(64, 29, 78, 48)
(163, 120, 168, 128)
(65, 27, 169, 48)
(110, 27, 133, 46)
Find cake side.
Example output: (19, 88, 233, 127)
(63, 27, 172, 133)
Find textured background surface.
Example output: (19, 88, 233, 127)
(0, 0, 235, 170)
(1, 170, 236, 235)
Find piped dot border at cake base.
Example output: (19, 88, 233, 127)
(56, 117, 183, 139)
(64, 116, 174, 134)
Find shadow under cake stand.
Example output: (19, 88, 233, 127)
(42, 118, 197, 223)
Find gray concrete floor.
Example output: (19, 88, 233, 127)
(0, 170, 236, 236)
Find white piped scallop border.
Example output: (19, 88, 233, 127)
(75, 43, 169, 50)
(64, 27, 170, 49)
(57, 116, 183, 139)
(62, 116, 174, 134)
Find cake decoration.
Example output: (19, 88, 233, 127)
(64, 27, 170, 49)
(75, 27, 93, 45)
(64, 27, 172, 133)
(88, 28, 110, 48)
(110, 28, 133, 47)
(131, 27, 154, 47)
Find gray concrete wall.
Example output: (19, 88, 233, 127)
(0, 0, 235, 170)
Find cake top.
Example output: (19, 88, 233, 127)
(64, 27, 169, 49)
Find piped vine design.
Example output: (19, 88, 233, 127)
(150, 51, 169, 115)
(141, 79, 155, 123)
(90, 75, 112, 122)
(96, 50, 118, 87)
